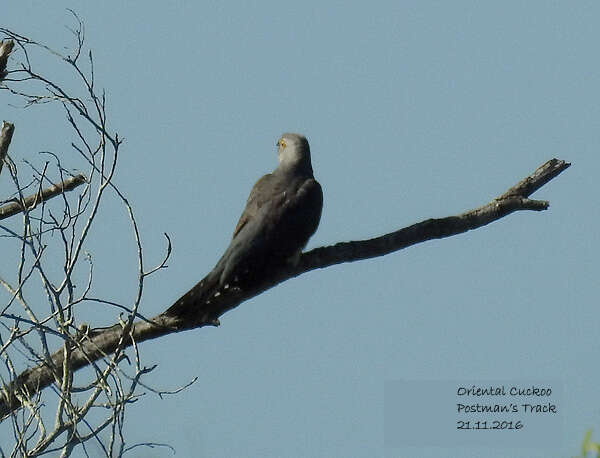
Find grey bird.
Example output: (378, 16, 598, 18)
(167, 133, 323, 317)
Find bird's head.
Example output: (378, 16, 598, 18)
(276, 133, 313, 174)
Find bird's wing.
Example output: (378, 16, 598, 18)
(232, 173, 275, 239)
(279, 177, 323, 248)
(218, 174, 322, 285)
(166, 174, 322, 317)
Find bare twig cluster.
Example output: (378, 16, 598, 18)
(0, 16, 175, 457)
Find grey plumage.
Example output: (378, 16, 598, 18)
(167, 133, 323, 317)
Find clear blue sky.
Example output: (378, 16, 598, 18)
(2, 2, 598, 457)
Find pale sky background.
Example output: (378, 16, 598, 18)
(1, 2, 599, 457)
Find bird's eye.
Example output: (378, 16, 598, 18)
(279, 139, 286, 149)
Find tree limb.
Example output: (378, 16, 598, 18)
(1, 121, 87, 216)
(0, 173, 87, 220)
(0, 157, 570, 419)
(0, 39, 13, 82)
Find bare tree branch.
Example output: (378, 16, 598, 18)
(1, 20, 173, 454)
(0, 39, 13, 81)
(0, 173, 86, 220)
(0, 157, 570, 419)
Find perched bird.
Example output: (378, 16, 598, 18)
(167, 133, 323, 317)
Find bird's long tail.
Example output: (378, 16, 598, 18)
(163, 230, 257, 318)
(164, 267, 223, 318)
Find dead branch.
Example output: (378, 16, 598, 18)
(0, 157, 570, 419)
(0, 173, 86, 220)
(1, 20, 181, 454)
(0, 39, 13, 81)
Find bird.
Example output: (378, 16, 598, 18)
(166, 133, 323, 319)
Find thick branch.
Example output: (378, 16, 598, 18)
(0, 174, 87, 220)
(0, 121, 14, 177)
(299, 159, 569, 271)
(0, 39, 13, 81)
(0, 158, 570, 419)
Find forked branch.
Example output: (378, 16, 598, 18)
(0, 157, 570, 419)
